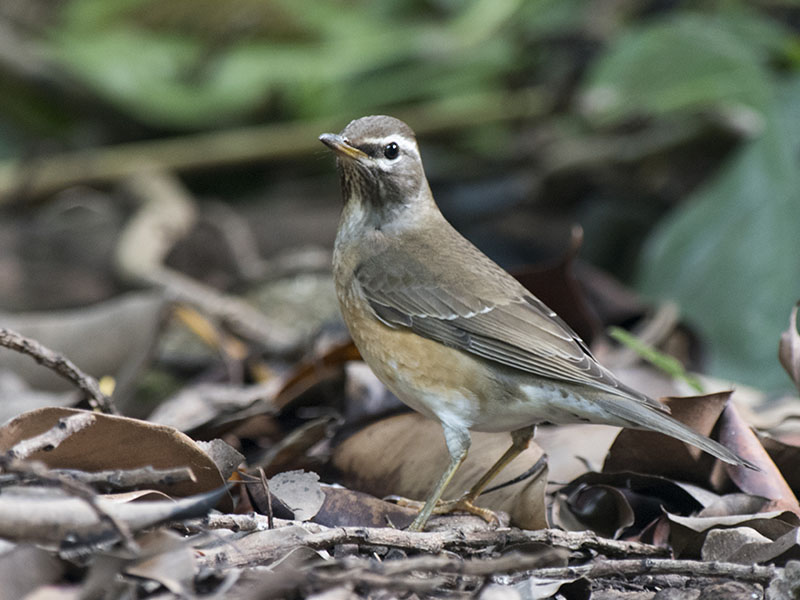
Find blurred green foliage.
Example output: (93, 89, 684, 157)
(3, 0, 800, 391)
(49, 0, 533, 128)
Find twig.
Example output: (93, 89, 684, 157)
(335, 550, 567, 578)
(310, 570, 449, 594)
(302, 551, 567, 595)
(303, 526, 670, 558)
(50, 465, 196, 491)
(6, 413, 96, 460)
(114, 170, 300, 354)
(197, 512, 274, 532)
(531, 558, 778, 585)
(193, 521, 669, 569)
(0, 328, 117, 414)
(259, 468, 274, 530)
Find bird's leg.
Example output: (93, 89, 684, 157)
(434, 425, 536, 522)
(407, 424, 470, 531)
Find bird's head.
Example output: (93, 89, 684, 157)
(319, 115, 431, 230)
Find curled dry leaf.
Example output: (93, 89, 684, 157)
(332, 413, 547, 530)
(779, 301, 800, 393)
(244, 470, 326, 522)
(668, 509, 800, 559)
(717, 403, 800, 515)
(552, 472, 705, 540)
(760, 435, 800, 500)
(0, 407, 233, 510)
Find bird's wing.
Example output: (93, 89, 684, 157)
(354, 244, 664, 410)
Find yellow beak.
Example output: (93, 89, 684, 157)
(319, 133, 368, 161)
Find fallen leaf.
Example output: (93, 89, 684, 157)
(705, 526, 800, 566)
(701, 526, 772, 562)
(717, 403, 799, 514)
(779, 301, 800, 393)
(124, 530, 196, 596)
(761, 435, 800, 498)
(314, 487, 417, 528)
(268, 470, 325, 522)
(534, 423, 620, 484)
(0, 407, 232, 510)
(668, 509, 800, 558)
(552, 472, 704, 540)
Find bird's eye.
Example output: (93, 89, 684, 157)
(383, 142, 399, 160)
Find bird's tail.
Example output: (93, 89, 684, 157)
(596, 394, 758, 470)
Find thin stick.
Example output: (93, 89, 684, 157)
(531, 558, 777, 585)
(7, 413, 96, 459)
(0, 328, 117, 414)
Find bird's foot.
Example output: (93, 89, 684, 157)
(384, 495, 428, 512)
(431, 496, 500, 525)
(385, 494, 500, 527)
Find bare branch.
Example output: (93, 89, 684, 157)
(0, 329, 117, 414)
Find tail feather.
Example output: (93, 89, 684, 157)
(596, 395, 758, 470)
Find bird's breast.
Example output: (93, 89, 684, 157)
(335, 276, 491, 429)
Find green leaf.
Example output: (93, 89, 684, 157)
(635, 78, 800, 392)
(582, 13, 773, 125)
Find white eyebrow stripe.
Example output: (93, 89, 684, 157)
(359, 136, 418, 153)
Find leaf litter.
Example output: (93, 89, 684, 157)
(1, 178, 799, 598)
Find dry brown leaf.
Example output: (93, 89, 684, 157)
(552, 472, 705, 540)
(252, 414, 340, 475)
(667, 509, 800, 558)
(103, 490, 173, 502)
(761, 435, 800, 499)
(149, 380, 283, 433)
(0, 407, 232, 510)
(779, 301, 800, 393)
(314, 487, 417, 528)
(332, 413, 547, 530)
(717, 403, 800, 515)
(273, 338, 361, 412)
(552, 483, 634, 539)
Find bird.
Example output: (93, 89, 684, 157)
(319, 115, 756, 532)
